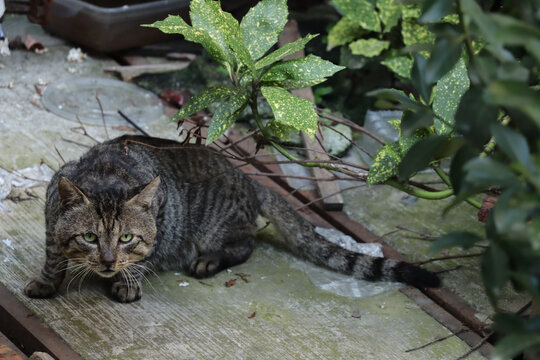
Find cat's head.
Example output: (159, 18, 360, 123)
(54, 176, 160, 278)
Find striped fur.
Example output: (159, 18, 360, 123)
(25, 135, 439, 303)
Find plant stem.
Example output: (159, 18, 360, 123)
(386, 179, 454, 200)
(433, 165, 482, 209)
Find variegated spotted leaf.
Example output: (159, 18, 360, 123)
(401, 18, 435, 58)
(264, 120, 298, 140)
(381, 56, 413, 78)
(206, 90, 250, 144)
(367, 143, 401, 185)
(143, 15, 227, 64)
(433, 58, 469, 135)
(349, 39, 390, 57)
(261, 54, 345, 90)
(240, 0, 288, 60)
(172, 86, 234, 123)
(190, 0, 253, 70)
(261, 86, 318, 137)
(255, 34, 318, 69)
(333, 0, 381, 32)
(327, 17, 363, 51)
(376, 0, 402, 32)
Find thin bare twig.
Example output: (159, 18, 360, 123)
(396, 225, 438, 240)
(320, 121, 373, 158)
(405, 328, 470, 353)
(75, 115, 99, 143)
(414, 253, 484, 265)
(95, 91, 110, 140)
(242, 171, 361, 182)
(374, 229, 401, 241)
(295, 184, 366, 211)
(316, 108, 387, 146)
(220, 130, 259, 151)
(54, 145, 66, 164)
(435, 265, 463, 275)
(455, 331, 493, 360)
(62, 138, 91, 148)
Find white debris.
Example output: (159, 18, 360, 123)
(0, 163, 55, 212)
(287, 228, 400, 299)
(177, 281, 189, 287)
(315, 227, 384, 257)
(67, 48, 87, 62)
(0, 39, 10, 57)
(2, 239, 14, 250)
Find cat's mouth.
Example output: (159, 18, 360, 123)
(96, 268, 118, 278)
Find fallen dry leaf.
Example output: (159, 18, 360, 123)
(248, 311, 256, 319)
(225, 278, 237, 287)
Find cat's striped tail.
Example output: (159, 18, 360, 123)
(254, 182, 440, 288)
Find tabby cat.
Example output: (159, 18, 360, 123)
(24, 135, 439, 303)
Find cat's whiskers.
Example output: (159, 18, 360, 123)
(65, 262, 91, 295)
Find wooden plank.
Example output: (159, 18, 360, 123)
(277, 19, 344, 211)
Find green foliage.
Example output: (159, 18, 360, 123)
(364, 0, 540, 356)
(146, 0, 343, 144)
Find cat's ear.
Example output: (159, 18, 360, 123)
(58, 177, 90, 208)
(126, 176, 160, 209)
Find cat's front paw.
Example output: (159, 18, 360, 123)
(111, 280, 142, 303)
(24, 279, 58, 298)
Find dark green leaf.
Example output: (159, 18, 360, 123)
(455, 87, 498, 148)
(261, 86, 319, 137)
(497, 62, 530, 82)
(419, 0, 454, 23)
(255, 34, 318, 69)
(206, 90, 249, 144)
(481, 243, 509, 306)
(398, 135, 448, 179)
(492, 313, 529, 334)
(411, 53, 431, 102)
(511, 272, 540, 304)
(367, 143, 401, 185)
(430, 231, 483, 255)
(463, 157, 519, 188)
(399, 128, 430, 155)
(492, 334, 540, 360)
(333, 0, 381, 32)
(433, 58, 469, 135)
(486, 80, 540, 127)
(449, 144, 477, 194)
(172, 86, 234, 122)
(367, 88, 424, 111)
(460, 0, 497, 43)
(425, 37, 462, 86)
(261, 54, 345, 90)
(240, 0, 288, 61)
(401, 109, 433, 137)
(490, 124, 534, 170)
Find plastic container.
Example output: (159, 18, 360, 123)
(35, 0, 252, 52)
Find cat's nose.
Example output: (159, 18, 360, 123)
(100, 249, 116, 267)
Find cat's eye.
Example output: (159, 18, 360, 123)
(83, 233, 97, 242)
(119, 234, 133, 243)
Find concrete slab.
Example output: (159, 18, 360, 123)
(0, 15, 487, 360)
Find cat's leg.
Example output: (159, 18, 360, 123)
(24, 233, 67, 298)
(110, 268, 143, 303)
(189, 235, 255, 278)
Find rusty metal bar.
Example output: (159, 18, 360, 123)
(0, 285, 83, 360)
